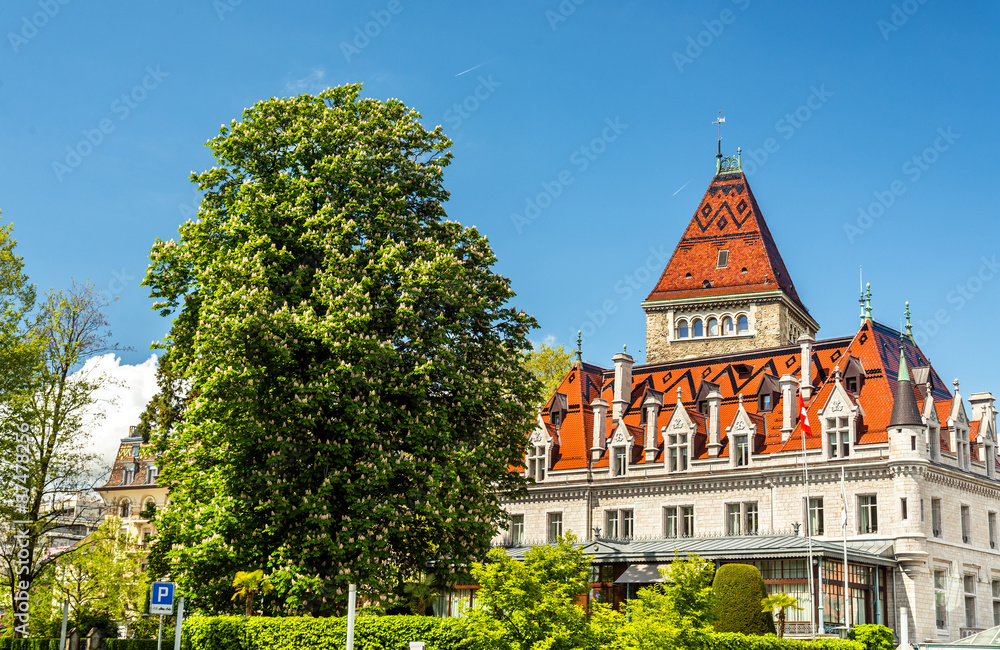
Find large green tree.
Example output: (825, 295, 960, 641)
(142, 84, 541, 615)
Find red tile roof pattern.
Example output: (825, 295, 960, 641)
(539, 321, 976, 471)
(645, 170, 808, 316)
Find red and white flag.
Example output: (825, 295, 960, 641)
(798, 392, 812, 437)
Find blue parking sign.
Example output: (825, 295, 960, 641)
(150, 582, 175, 614)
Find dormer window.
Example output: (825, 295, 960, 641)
(826, 417, 850, 458)
(698, 401, 709, 415)
(717, 250, 729, 268)
(759, 394, 773, 412)
(667, 431, 689, 472)
(549, 392, 568, 428)
(846, 376, 858, 392)
(123, 468, 134, 485)
(527, 445, 547, 482)
(613, 446, 627, 476)
(131, 444, 140, 457)
(734, 435, 749, 466)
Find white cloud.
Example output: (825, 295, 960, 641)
(285, 68, 326, 94)
(75, 353, 159, 481)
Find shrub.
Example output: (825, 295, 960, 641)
(0, 640, 60, 650)
(710, 633, 863, 650)
(848, 625, 894, 650)
(179, 615, 464, 650)
(105, 641, 161, 650)
(711, 564, 775, 635)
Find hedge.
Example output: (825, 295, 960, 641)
(847, 625, 894, 650)
(179, 616, 464, 650)
(105, 641, 161, 650)
(712, 564, 776, 635)
(0, 641, 59, 650)
(710, 633, 864, 650)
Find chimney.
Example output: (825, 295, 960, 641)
(798, 334, 814, 401)
(590, 398, 609, 462)
(969, 391, 996, 425)
(779, 374, 797, 441)
(707, 389, 722, 457)
(612, 349, 635, 422)
(643, 391, 663, 463)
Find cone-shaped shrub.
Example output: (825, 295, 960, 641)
(712, 563, 775, 635)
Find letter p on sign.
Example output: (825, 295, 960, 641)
(150, 582, 175, 615)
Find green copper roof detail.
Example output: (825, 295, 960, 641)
(575, 330, 583, 366)
(898, 346, 910, 382)
(863, 283, 873, 322)
(905, 301, 913, 342)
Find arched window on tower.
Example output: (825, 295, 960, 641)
(737, 315, 749, 333)
(707, 318, 718, 336)
(693, 319, 704, 337)
(119, 498, 131, 518)
(723, 317, 734, 335)
(677, 320, 689, 338)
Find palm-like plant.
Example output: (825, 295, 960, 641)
(403, 573, 438, 616)
(232, 570, 274, 616)
(761, 593, 803, 637)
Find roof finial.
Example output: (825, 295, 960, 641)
(954, 378, 960, 394)
(676, 386, 683, 402)
(904, 301, 913, 342)
(574, 330, 583, 366)
(713, 111, 726, 173)
(834, 364, 842, 382)
(623, 344, 627, 354)
(864, 283, 873, 322)
(859, 266, 865, 324)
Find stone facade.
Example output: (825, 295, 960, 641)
(644, 297, 817, 364)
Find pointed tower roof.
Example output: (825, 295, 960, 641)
(889, 345, 923, 427)
(644, 168, 811, 318)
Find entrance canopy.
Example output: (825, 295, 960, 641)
(614, 564, 665, 584)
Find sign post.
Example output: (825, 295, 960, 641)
(150, 582, 176, 650)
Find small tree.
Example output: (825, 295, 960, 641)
(402, 573, 437, 616)
(232, 570, 273, 616)
(462, 534, 593, 650)
(712, 564, 775, 635)
(524, 343, 573, 399)
(761, 593, 803, 638)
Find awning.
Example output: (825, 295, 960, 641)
(614, 563, 665, 584)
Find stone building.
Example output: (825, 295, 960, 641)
(95, 426, 168, 566)
(497, 153, 1000, 642)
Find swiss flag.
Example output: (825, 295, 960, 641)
(798, 392, 812, 437)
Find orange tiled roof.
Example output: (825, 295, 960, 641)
(645, 170, 808, 317)
(540, 320, 970, 471)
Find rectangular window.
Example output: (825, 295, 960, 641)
(605, 510, 619, 539)
(664, 507, 678, 538)
(962, 505, 972, 543)
(614, 447, 627, 476)
(921, 498, 925, 522)
(935, 570, 948, 629)
(808, 497, 824, 536)
(990, 512, 997, 549)
(826, 417, 850, 457)
(510, 514, 524, 544)
(759, 394, 772, 411)
(745, 503, 759, 535)
(735, 435, 749, 466)
(717, 249, 729, 268)
(680, 445, 688, 471)
(901, 497, 908, 521)
(858, 495, 878, 534)
(622, 510, 634, 539)
(681, 506, 694, 538)
(965, 574, 977, 629)
(992, 579, 1000, 626)
(727, 504, 741, 535)
(932, 498, 942, 537)
(846, 376, 858, 392)
(911, 435, 917, 451)
(547, 513, 562, 542)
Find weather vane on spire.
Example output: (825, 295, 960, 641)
(713, 111, 726, 172)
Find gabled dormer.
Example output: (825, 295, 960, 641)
(842, 355, 865, 395)
(607, 419, 636, 477)
(726, 394, 760, 469)
(947, 380, 972, 471)
(663, 389, 697, 473)
(526, 420, 554, 483)
(756, 373, 780, 413)
(694, 380, 720, 416)
(970, 392, 998, 479)
(642, 388, 664, 462)
(819, 367, 865, 460)
(548, 391, 568, 431)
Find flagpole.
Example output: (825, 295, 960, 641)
(841, 467, 850, 632)
(798, 390, 816, 639)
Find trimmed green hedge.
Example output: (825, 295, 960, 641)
(847, 625, 894, 650)
(711, 633, 864, 650)
(179, 616, 464, 650)
(0, 640, 59, 650)
(712, 564, 776, 635)
(105, 641, 161, 650)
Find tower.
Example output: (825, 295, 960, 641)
(642, 153, 819, 364)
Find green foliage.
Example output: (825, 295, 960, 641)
(761, 593, 803, 638)
(104, 641, 160, 650)
(847, 624, 894, 650)
(232, 570, 274, 616)
(709, 633, 862, 650)
(0, 640, 60, 650)
(461, 534, 594, 650)
(712, 564, 775, 635)
(179, 615, 464, 650)
(142, 83, 540, 616)
(611, 554, 716, 650)
(524, 343, 573, 399)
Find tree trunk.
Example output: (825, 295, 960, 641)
(777, 609, 785, 638)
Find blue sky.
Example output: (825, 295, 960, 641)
(1, 0, 998, 426)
